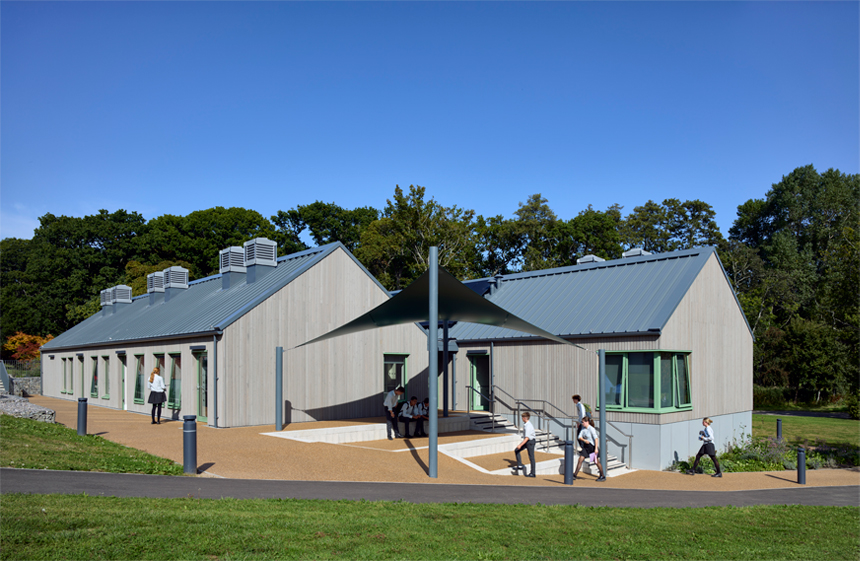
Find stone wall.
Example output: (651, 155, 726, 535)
(10, 377, 41, 397)
(0, 395, 55, 423)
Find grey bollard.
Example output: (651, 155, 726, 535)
(564, 440, 574, 485)
(183, 415, 197, 475)
(797, 448, 806, 485)
(77, 398, 88, 436)
(777, 418, 782, 441)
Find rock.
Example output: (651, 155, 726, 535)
(0, 395, 55, 423)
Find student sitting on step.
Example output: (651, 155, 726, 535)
(398, 396, 422, 438)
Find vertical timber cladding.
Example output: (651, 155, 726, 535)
(659, 253, 754, 420)
(222, 247, 429, 427)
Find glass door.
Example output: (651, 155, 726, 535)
(468, 355, 490, 411)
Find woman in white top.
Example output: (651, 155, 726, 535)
(147, 367, 167, 424)
(687, 417, 723, 477)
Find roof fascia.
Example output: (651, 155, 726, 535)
(40, 329, 220, 353)
(454, 330, 661, 345)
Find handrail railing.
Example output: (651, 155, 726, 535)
(0, 362, 11, 395)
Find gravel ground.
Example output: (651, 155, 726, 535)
(27, 396, 860, 492)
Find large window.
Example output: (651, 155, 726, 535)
(102, 356, 110, 399)
(134, 355, 145, 404)
(601, 351, 692, 412)
(383, 354, 407, 395)
(167, 354, 181, 409)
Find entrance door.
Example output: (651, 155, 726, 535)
(196, 352, 208, 423)
(383, 355, 406, 395)
(120, 356, 127, 410)
(469, 355, 490, 411)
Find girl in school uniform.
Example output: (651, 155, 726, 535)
(147, 367, 166, 424)
(687, 417, 723, 477)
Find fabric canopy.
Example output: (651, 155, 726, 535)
(296, 266, 575, 349)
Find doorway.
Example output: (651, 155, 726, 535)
(195, 352, 208, 423)
(468, 354, 490, 411)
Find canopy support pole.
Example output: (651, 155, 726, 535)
(276, 346, 284, 431)
(428, 247, 439, 478)
(598, 348, 606, 479)
(443, 320, 449, 417)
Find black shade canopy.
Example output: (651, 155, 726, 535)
(296, 267, 575, 348)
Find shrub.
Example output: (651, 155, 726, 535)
(846, 391, 860, 420)
(753, 385, 790, 409)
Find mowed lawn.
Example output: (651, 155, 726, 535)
(752, 414, 860, 447)
(2, 494, 858, 561)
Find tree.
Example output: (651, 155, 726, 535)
(621, 199, 723, 252)
(355, 185, 476, 290)
(3, 332, 54, 361)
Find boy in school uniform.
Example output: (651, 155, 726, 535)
(413, 397, 429, 437)
(512, 412, 537, 477)
(398, 396, 421, 438)
(383, 386, 405, 440)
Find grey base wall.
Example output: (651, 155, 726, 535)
(604, 411, 752, 471)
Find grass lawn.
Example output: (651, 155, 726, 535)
(2, 494, 858, 561)
(0, 414, 183, 475)
(752, 414, 860, 448)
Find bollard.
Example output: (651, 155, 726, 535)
(77, 398, 88, 436)
(564, 440, 574, 485)
(183, 415, 197, 475)
(797, 448, 806, 485)
(777, 418, 782, 441)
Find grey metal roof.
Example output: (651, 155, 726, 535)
(43, 243, 348, 351)
(449, 246, 742, 342)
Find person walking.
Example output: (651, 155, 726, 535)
(383, 386, 405, 440)
(572, 394, 587, 432)
(512, 412, 537, 477)
(687, 417, 723, 477)
(573, 416, 605, 482)
(147, 367, 166, 424)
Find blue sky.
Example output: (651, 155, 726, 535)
(2, 1, 857, 241)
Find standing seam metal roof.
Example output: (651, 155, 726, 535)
(42, 243, 346, 351)
(450, 246, 736, 342)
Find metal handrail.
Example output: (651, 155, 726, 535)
(0, 362, 11, 395)
(589, 413, 634, 468)
(465, 385, 498, 432)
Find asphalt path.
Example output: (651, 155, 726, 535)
(2, 468, 858, 508)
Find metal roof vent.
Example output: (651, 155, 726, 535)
(163, 266, 189, 289)
(244, 238, 277, 267)
(622, 248, 652, 258)
(100, 289, 113, 307)
(110, 285, 133, 304)
(577, 255, 606, 265)
(147, 271, 165, 293)
(220, 246, 246, 274)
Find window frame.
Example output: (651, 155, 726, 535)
(89, 357, 99, 398)
(101, 356, 110, 399)
(133, 355, 145, 404)
(383, 353, 409, 400)
(167, 353, 181, 409)
(600, 350, 693, 413)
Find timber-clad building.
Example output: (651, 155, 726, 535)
(41, 240, 752, 470)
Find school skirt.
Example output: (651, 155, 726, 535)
(148, 391, 166, 404)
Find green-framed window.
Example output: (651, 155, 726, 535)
(601, 351, 692, 413)
(167, 354, 181, 409)
(383, 354, 408, 401)
(133, 355, 145, 404)
(89, 357, 99, 398)
(101, 356, 110, 399)
(61, 359, 69, 394)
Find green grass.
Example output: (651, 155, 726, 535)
(0, 414, 183, 475)
(1, 494, 858, 561)
(753, 414, 860, 448)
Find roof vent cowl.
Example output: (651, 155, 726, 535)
(622, 248, 652, 258)
(577, 254, 606, 265)
(245, 238, 278, 284)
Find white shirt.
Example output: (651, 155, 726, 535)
(418, 403, 429, 416)
(147, 374, 166, 393)
(579, 425, 598, 446)
(400, 403, 419, 418)
(383, 390, 399, 410)
(700, 425, 715, 443)
(523, 420, 536, 440)
(575, 402, 586, 422)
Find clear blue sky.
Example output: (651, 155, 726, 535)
(2, 1, 857, 241)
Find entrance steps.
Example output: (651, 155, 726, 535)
(262, 413, 471, 444)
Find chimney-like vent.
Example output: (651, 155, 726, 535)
(244, 238, 277, 267)
(577, 255, 606, 265)
(163, 266, 189, 289)
(100, 289, 113, 307)
(110, 285, 133, 304)
(220, 247, 246, 274)
(147, 272, 165, 293)
(622, 248, 652, 258)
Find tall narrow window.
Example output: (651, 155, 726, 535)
(167, 354, 181, 409)
(134, 356, 145, 404)
(383, 354, 407, 394)
(676, 354, 691, 406)
(604, 354, 625, 406)
(61, 359, 67, 394)
(90, 358, 99, 398)
(102, 356, 110, 398)
(660, 353, 674, 408)
(626, 353, 654, 408)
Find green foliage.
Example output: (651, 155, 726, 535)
(620, 198, 723, 252)
(0, 414, 184, 475)
(846, 392, 860, 420)
(753, 385, 790, 409)
(3, 494, 859, 561)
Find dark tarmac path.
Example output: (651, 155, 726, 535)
(3, 468, 858, 508)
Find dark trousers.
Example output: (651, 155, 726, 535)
(692, 442, 721, 473)
(151, 403, 162, 422)
(385, 408, 401, 437)
(414, 418, 426, 436)
(515, 440, 536, 475)
(398, 416, 415, 437)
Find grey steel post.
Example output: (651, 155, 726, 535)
(183, 415, 197, 474)
(797, 448, 806, 484)
(428, 247, 439, 478)
(77, 398, 87, 436)
(442, 321, 449, 417)
(598, 349, 607, 479)
(276, 347, 284, 431)
(776, 418, 782, 441)
(564, 440, 574, 485)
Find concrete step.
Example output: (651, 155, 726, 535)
(489, 453, 633, 478)
(262, 413, 472, 444)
